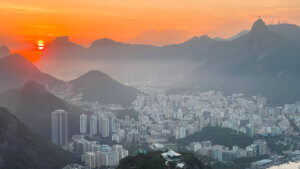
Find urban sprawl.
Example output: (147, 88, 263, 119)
(52, 80, 300, 169)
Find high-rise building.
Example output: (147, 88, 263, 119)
(109, 114, 116, 133)
(107, 151, 119, 166)
(90, 115, 98, 135)
(84, 152, 96, 168)
(95, 151, 108, 167)
(179, 126, 186, 138)
(51, 110, 68, 146)
(80, 114, 88, 134)
(254, 140, 267, 155)
(100, 117, 110, 137)
(112, 133, 120, 143)
(257, 96, 267, 106)
(246, 124, 254, 138)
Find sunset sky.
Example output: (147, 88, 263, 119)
(1, 0, 300, 50)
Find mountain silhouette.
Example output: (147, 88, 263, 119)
(0, 54, 63, 93)
(0, 45, 10, 59)
(35, 19, 300, 104)
(44, 36, 85, 59)
(268, 23, 300, 43)
(0, 81, 85, 140)
(69, 70, 141, 106)
(169, 19, 300, 105)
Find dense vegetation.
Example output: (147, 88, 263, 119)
(0, 107, 79, 169)
(264, 136, 290, 154)
(116, 151, 211, 169)
(175, 127, 253, 148)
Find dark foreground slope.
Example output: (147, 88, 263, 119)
(117, 151, 211, 169)
(0, 107, 77, 169)
(0, 81, 85, 140)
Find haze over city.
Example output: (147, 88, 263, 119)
(0, 0, 300, 169)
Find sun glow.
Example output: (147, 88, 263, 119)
(37, 40, 44, 50)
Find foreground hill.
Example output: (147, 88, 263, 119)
(169, 19, 300, 105)
(0, 81, 84, 140)
(175, 127, 253, 149)
(69, 70, 141, 106)
(0, 107, 77, 169)
(0, 54, 63, 93)
(117, 151, 211, 169)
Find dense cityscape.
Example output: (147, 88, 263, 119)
(49, 79, 300, 169)
(1, 1, 300, 168)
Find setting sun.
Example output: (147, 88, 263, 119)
(38, 40, 44, 50)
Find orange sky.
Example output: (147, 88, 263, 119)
(1, 0, 300, 50)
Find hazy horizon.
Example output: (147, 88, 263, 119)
(1, 0, 300, 51)
(0, 1, 300, 169)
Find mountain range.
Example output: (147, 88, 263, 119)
(168, 19, 300, 105)
(0, 53, 140, 106)
(0, 54, 141, 140)
(37, 20, 300, 83)
(2, 19, 300, 105)
(40, 22, 300, 62)
(0, 107, 77, 169)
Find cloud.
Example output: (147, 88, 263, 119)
(129, 29, 192, 46)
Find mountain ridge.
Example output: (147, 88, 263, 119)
(168, 19, 300, 105)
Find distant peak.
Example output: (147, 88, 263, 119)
(101, 37, 114, 42)
(52, 36, 71, 44)
(190, 35, 212, 40)
(184, 35, 214, 44)
(199, 35, 211, 39)
(85, 70, 107, 76)
(250, 18, 268, 32)
(53, 36, 70, 42)
(78, 70, 109, 79)
(95, 38, 115, 43)
(49, 36, 85, 50)
(90, 38, 123, 48)
(0, 45, 9, 51)
(0, 45, 11, 59)
(71, 70, 111, 83)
